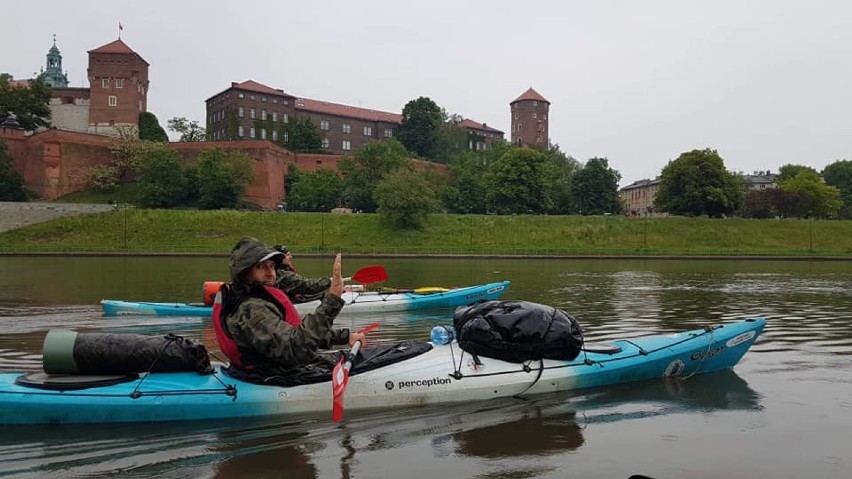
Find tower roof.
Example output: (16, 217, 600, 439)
(88, 39, 148, 64)
(511, 87, 549, 104)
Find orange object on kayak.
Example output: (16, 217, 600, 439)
(202, 281, 225, 306)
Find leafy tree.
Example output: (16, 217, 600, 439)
(570, 157, 622, 215)
(740, 190, 777, 219)
(821, 159, 852, 216)
(397, 96, 443, 158)
(138, 112, 168, 142)
(430, 120, 468, 163)
(540, 143, 581, 214)
(0, 74, 52, 131)
(136, 146, 189, 208)
(777, 164, 818, 183)
(286, 167, 343, 212)
(167, 117, 206, 142)
(655, 148, 744, 217)
(194, 147, 254, 209)
(375, 167, 441, 229)
(781, 171, 842, 218)
(0, 139, 27, 201)
(338, 139, 409, 212)
(104, 125, 157, 183)
(484, 147, 551, 214)
(282, 116, 323, 152)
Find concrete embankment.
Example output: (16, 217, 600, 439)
(0, 202, 115, 233)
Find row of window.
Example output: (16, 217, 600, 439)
(512, 113, 547, 120)
(235, 92, 290, 105)
(101, 78, 124, 89)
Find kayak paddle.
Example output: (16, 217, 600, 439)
(332, 322, 379, 422)
(344, 265, 387, 284)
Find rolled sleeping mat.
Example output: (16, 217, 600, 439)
(202, 281, 225, 306)
(42, 329, 213, 375)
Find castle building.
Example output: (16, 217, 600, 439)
(206, 80, 504, 155)
(39, 36, 69, 87)
(510, 87, 549, 147)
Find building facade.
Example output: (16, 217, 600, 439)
(619, 178, 662, 217)
(206, 79, 504, 155)
(510, 87, 549, 147)
(85, 39, 149, 135)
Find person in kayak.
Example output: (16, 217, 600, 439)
(215, 237, 365, 374)
(272, 244, 331, 303)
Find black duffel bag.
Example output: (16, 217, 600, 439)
(453, 300, 584, 363)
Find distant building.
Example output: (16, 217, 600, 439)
(619, 178, 664, 217)
(205, 80, 504, 155)
(741, 171, 778, 191)
(39, 36, 69, 88)
(510, 87, 549, 147)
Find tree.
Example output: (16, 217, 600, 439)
(194, 147, 254, 209)
(167, 117, 206, 142)
(540, 143, 581, 214)
(397, 97, 443, 158)
(430, 120, 468, 163)
(138, 112, 168, 142)
(282, 116, 323, 153)
(136, 146, 189, 208)
(338, 139, 409, 212)
(484, 147, 551, 214)
(286, 167, 343, 212)
(777, 164, 818, 183)
(0, 139, 27, 201)
(0, 74, 52, 131)
(375, 167, 441, 229)
(821, 159, 852, 217)
(655, 148, 744, 217)
(570, 157, 622, 215)
(780, 171, 842, 218)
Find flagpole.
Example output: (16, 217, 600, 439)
(118, 22, 123, 39)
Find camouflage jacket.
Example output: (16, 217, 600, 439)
(276, 269, 332, 301)
(223, 292, 348, 375)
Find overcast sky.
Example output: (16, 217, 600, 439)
(4, 0, 852, 186)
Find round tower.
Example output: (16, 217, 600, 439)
(510, 88, 549, 148)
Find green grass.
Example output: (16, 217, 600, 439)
(1, 209, 850, 257)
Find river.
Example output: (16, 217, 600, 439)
(0, 256, 851, 478)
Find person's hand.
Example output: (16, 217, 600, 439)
(348, 331, 366, 348)
(330, 253, 344, 297)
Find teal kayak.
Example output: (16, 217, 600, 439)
(101, 281, 510, 317)
(0, 318, 765, 425)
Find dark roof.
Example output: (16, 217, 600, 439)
(511, 87, 549, 104)
(87, 39, 148, 65)
(458, 118, 504, 134)
(296, 98, 403, 123)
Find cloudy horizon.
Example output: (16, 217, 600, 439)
(3, 0, 851, 186)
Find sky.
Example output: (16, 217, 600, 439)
(3, 0, 852, 186)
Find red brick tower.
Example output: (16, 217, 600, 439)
(510, 87, 549, 147)
(86, 39, 149, 135)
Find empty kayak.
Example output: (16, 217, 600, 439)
(0, 317, 765, 425)
(101, 281, 511, 317)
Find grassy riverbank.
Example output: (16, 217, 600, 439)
(1, 208, 850, 257)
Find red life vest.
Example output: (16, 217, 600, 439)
(212, 284, 303, 370)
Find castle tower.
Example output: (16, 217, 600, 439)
(86, 38, 149, 135)
(41, 35, 69, 87)
(510, 87, 549, 147)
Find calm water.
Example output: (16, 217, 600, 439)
(1, 256, 852, 479)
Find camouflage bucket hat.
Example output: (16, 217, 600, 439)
(229, 237, 284, 282)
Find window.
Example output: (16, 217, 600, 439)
(238, 106, 244, 118)
(320, 120, 330, 130)
(532, 113, 537, 119)
(321, 138, 329, 148)
(272, 130, 278, 141)
(250, 127, 256, 139)
(261, 96, 267, 102)
(533, 101, 537, 106)
(115, 78, 124, 89)
(283, 132, 289, 142)
(283, 113, 289, 123)
(108, 95, 117, 107)
(342, 123, 351, 133)
(261, 128, 267, 140)
(272, 112, 277, 122)
(342, 140, 351, 151)
(384, 128, 393, 138)
(102, 78, 109, 88)
(238, 92, 245, 99)
(363, 126, 372, 136)
(250, 95, 256, 100)
(262, 110, 267, 121)
(238, 125, 244, 137)
(250, 108, 256, 119)
(273, 98, 278, 104)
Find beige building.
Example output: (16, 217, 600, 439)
(619, 178, 663, 217)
